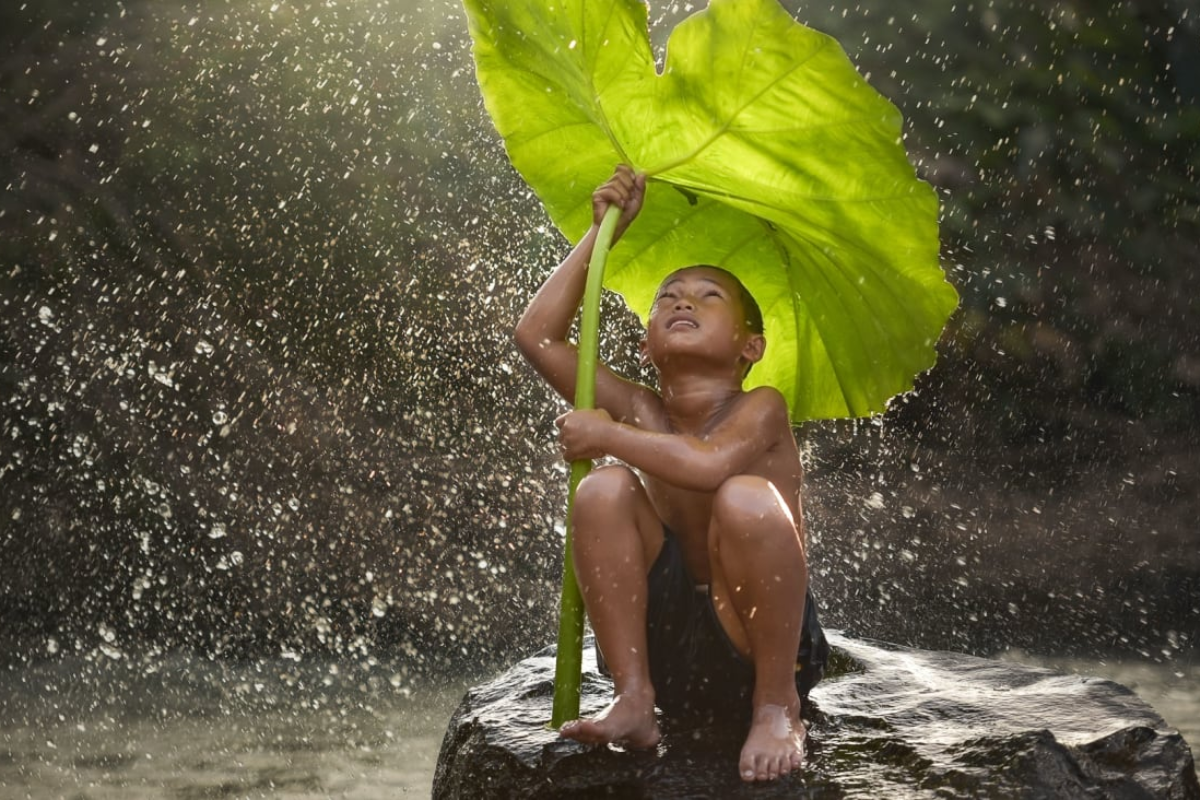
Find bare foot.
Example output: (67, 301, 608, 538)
(559, 692, 661, 749)
(739, 703, 806, 782)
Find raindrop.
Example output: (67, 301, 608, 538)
(208, 522, 227, 540)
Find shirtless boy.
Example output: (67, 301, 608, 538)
(515, 165, 829, 783)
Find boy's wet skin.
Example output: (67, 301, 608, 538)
(515, 165, 814, 782)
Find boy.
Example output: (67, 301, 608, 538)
(514, 166, 828, 783)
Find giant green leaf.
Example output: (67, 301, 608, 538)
(466, 0, 958, 421)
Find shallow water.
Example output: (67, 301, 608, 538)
(0, 654, 476, 798)
(1, 649, 1195, 797)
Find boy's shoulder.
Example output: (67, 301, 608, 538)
(733, 385, 790, 420)
(733, 387, 794, 443)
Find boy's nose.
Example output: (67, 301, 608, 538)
(675, 298, 694, 310)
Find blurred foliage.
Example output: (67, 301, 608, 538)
(1, 0, 1197, 670)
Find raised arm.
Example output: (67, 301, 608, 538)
(514, 166, 651, 422)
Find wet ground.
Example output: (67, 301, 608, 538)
(997, 650, 1200, 752)
(1, 647, 1194, 797)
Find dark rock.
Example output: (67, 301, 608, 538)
(434, 632, 1200, 799)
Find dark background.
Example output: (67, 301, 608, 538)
(2, 0, 1196, 679)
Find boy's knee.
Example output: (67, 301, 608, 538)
(713, 475, 783, 518)
(711, 476, 796, 543)
(574, 465, 641, 511)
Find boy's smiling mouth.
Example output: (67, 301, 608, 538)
(666, 314, 699, 330)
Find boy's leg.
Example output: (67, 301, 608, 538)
(559, 465, 664, 748)
(707, 476, 808, 782)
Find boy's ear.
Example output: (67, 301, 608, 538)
(638, 338, 651, 367)
(741, 333, 766, 365)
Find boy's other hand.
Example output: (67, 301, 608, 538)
(593, 165, 645, 244)
(555, 408, 612, 462)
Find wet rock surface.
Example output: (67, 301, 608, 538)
(434, 632, 1200, 799)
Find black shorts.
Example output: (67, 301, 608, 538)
(598, 528, 829, 723)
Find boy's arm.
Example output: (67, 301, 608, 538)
(557, 387, 791, 492)
(514, 167, 652, 423)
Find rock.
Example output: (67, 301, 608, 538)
(434, 632, 1200, 799)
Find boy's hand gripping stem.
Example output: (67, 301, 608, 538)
(550, 204, 621, 728)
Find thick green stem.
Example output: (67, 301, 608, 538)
(550, 204, 621, 728)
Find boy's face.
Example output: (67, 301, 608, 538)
(641, 267, 765, 377)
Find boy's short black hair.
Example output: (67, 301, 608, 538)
(699, 265, 764, 335)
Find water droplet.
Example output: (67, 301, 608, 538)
(208, 522, 227, 539)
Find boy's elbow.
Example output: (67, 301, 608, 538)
(513, 321, 542, 362)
